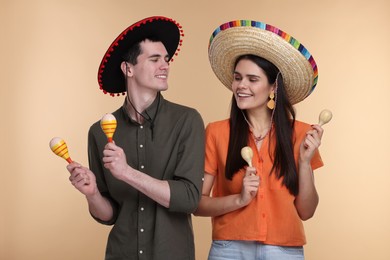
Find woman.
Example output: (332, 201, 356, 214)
(194, 20, 325, 260)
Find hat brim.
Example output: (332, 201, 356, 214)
(98, 16, 183, 96)
(208, 21, 318, 104)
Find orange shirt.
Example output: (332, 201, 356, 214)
(205, 119, 323, 246)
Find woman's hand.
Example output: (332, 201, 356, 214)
(299, 124, 323, 164)
(239, 167, 260, 206)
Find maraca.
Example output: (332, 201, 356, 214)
(318, 109, 333, 126)
(49, 137, 73, 163)
(241, 146, 253, 167)
(100, 113, 117, 142)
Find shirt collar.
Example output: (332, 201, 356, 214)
(122, 92, 163, 125)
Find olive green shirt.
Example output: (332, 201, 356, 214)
(88, 94, 205, 260)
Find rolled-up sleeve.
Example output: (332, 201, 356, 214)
(168, 110, 205, 213)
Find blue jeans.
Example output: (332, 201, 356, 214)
(208, 240, 304, 260)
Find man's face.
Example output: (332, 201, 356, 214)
(129, 40, 170, 93)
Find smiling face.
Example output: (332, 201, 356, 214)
(232, 58, 275, 111)
(126, 39, 170, 94)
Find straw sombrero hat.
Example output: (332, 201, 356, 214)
(98, 16, 184, 96)
(208, 20, 318, 104)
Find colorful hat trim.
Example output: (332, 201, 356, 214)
(208, 20, 319, 104)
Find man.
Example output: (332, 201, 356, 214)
(67, 16, 205, 260)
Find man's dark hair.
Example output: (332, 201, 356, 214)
(122, 36, 161, 65)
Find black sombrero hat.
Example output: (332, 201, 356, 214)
(98, 16, 184, 96)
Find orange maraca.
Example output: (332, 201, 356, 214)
(49, 137, 73, 164)
(100, 113, 117, 142)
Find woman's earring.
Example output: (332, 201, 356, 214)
(267, 91, 275, 109)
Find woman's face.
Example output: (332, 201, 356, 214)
(231, 59, 274, 111)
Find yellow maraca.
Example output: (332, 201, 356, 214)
(318, 109, 333, 126)
(241, 146, 253, 167)
(100, 113, 117, 142)
(49, 137, 73, 164)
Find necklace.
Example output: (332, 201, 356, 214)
(242, 110, 271, 144)
(251, 131, 268, 143)
(250, 127, 270, 144)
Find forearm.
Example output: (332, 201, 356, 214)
(86, 192, 114, 222)
(194, 194, 244, 217)
(294, 161, 319, 220)
(120, 166, 171, 208)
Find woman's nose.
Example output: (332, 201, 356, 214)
(237, 80, 248, 88)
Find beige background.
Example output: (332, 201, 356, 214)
(1, 0, 389, 259)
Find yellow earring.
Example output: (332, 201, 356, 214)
(267, 91, 275, 109)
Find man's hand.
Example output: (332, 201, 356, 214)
(67, 162, 98, 196)
(102, 142, 129, 181)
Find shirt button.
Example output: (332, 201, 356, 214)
(140, 207, 144, 211)
(140, 144, 143, 148)
(202, 177, 204, 181)
(139, 250, 143, 254)
(140, 125, 143, 129)
(140, 228, 144, 232)
(141, 165, 145, 169)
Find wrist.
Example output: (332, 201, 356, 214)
(299, 159, 311, 167)
(85, 189, 101, 202)
(117, 165, 133, 182)
(236, 194, 248, 208)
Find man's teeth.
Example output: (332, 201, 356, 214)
(156, 75, 167, 79)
